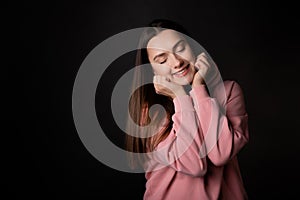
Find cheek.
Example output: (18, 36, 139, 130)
(183, 48, 196, 63)
(152, 65, 171, 75)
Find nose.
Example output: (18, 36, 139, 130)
(168, 53, 184, 69)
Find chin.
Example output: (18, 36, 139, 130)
(183, 72, 196, 85)
(176, 76, 193, 85)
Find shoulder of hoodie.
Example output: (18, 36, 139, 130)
(223, 79, 245, 100)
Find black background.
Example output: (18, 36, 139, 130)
(7, 0, 300, 199)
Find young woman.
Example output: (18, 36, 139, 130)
(125, 19, 249, 200)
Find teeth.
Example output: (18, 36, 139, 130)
(176, 69, 185, 75)
(174, 65, 188, 75)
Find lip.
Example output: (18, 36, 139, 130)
(172, 64, 190, 77)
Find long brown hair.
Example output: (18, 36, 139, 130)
(125, 19, 191, 169)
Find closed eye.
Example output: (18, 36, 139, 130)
(176, 46, 185, 52)
(174, 40, 186, 53)
(159, 60, 167, 64)
(175, 43, 185, 53)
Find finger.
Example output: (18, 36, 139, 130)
(153, 83, 161, 94)
(197, 66, 208, 77)
(153, 75, 160, 84)
(198, 52, 208, 59)
(165, 74, 173, 82)
(153, 76, 161, 93)
(195, 62, 209, 77)
(200, 57, 209, 66)
(197, 54, 209, 66)
(196, 52, 206, 60)
(195, 59, 209, 72)
(154, 75, 170, 85)
(165, 77, 170, 82)
(153, 76, 167, 93)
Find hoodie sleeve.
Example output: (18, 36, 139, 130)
(146, 95, 207, 177)
(189, 81, 249, 166)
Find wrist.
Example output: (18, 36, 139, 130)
(172, 88, 187, 99)
(192, 80, 205, 88)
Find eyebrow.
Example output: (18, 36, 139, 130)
(152, 39, 185, 61)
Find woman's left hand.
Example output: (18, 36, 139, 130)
(192, 52, 210, 88)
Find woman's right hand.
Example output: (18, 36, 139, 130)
(153, 75, 186, 99)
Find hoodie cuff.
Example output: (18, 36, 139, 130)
(189, 85, 210, 100)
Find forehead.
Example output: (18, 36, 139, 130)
(147, 29, 184, 51)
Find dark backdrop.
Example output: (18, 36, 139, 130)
(8, 0, 300, 199)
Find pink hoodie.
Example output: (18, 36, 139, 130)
(144, 80, 249, 200)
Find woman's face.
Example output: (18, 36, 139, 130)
(147, 29, 196, 85)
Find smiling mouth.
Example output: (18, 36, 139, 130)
(172, 64, 190, 77)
